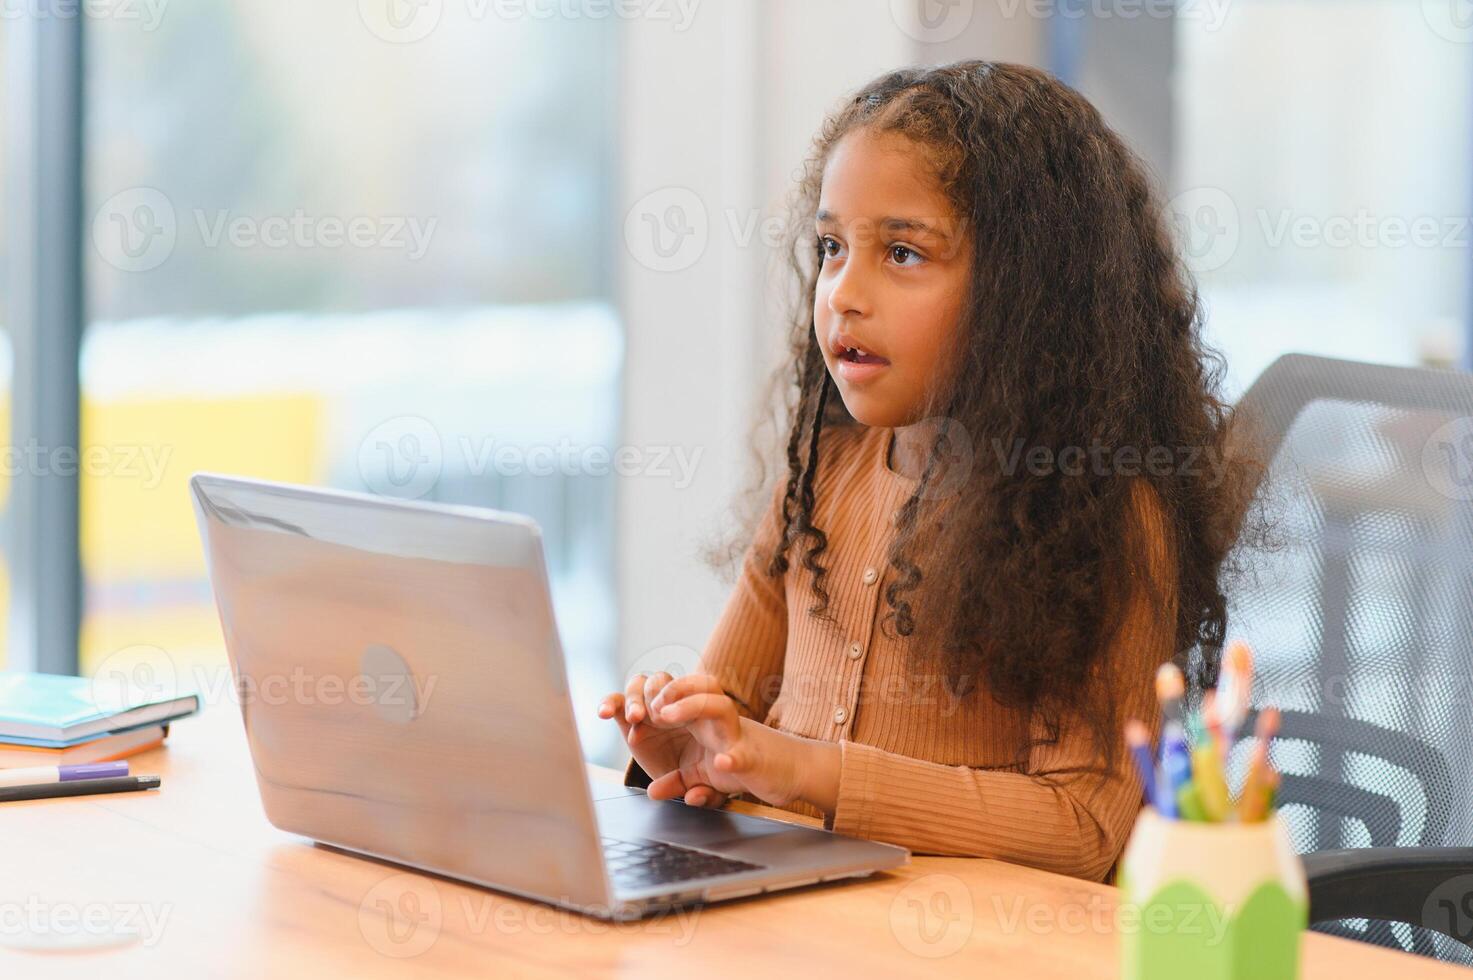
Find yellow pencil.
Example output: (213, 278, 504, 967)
(1236, 707, 1280, 821)
(1190, 738, 1230, 821)
(1242, 765, 1280, 822)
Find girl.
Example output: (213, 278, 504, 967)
(597, 61, 1257, 882)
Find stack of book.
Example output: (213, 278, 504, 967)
(0, 672, 200, 768)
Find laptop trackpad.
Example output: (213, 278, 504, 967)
(588, 778, 644, 801)
(596, 793, 801, 852)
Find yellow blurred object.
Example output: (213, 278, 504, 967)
(79, 603, 234, 681)
(77, 393, 326, 678)
(81, 394, 325, 580)
(0, 393, 322, 672)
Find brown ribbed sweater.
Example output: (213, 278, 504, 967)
(626, 422, 1176, 882)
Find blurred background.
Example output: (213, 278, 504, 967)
(1, 0, 1469, 764)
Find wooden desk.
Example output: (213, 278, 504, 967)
(3, 705, 1464, 978)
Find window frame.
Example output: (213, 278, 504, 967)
(4, 12, 85, 675)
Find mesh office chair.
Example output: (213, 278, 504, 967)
(1226, 354, 1473, 963)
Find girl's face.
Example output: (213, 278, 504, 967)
(814, 128, 972, 428)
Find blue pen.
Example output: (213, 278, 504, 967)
(1154, 663, 1190, 819)
(1158, 719, 1191, 819)
(1123, 720, 1157, 808)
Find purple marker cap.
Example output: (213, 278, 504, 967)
(59, 761, 130, 781)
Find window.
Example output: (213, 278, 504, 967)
(83, 2, 622, 756)
(0, 33, 10, 669)
(1174, 1, 1472, 396)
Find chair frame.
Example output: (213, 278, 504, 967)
(1235, 353, 1473, 953)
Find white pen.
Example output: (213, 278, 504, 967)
(0, 761, 130, 788)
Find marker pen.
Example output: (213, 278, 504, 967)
(0, 761, 130, 788)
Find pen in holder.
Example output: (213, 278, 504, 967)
(1120, 647, 1305, 978)
(1117, 806, 1307, 980)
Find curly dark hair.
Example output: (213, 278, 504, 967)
(753, 60, 1264, 750)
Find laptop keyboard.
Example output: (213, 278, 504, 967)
(601, 836, 765, 890)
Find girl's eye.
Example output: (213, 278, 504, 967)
(889, 244, 923, 267)
(816, 236, 921, 265)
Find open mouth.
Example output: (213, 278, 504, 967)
(838, 346, 888, 365)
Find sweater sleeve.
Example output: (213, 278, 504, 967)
(828, 483, 1176, 881)
(625, 479, 790, 788)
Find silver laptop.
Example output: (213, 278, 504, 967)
(189, 473, 908, 920)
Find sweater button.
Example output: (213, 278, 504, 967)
(847, 641, 862, 660)
(833, 707, 848, 725)
(862, 567, 878, 586)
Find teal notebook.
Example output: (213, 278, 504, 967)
(0, 672, 200, 747)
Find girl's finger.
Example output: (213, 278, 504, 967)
(658, 690, 737, 735)
(598, 693, 632, 738)
(683, 786, 727, 808)
(623, 674, 648, 724)
(715, 743, 753, 773)
(642, 671, 675, 716)
(645, 769, 687, 801)
(648, 673, 724, 714)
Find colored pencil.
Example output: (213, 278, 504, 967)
(1237, 707, 1280, 822)
(1124, 719, 1158, 810)
(1218, 640, 1254, 754)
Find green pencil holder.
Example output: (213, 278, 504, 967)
(1117, 807, 1307, 980)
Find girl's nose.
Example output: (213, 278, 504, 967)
(826, 263, 871, 319)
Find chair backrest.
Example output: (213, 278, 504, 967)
(1227, 354, 1473, 961)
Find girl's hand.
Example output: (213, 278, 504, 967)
(597, 671, 731, 809)
(646, 673, 817, 809)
